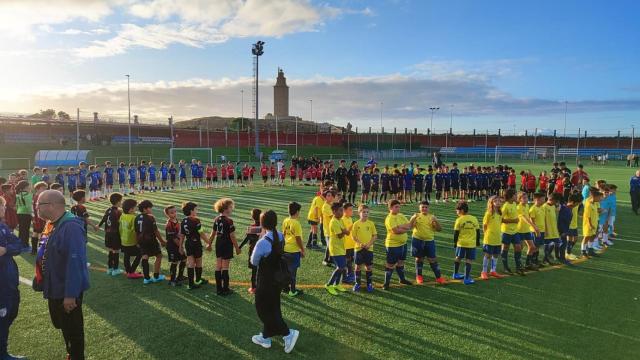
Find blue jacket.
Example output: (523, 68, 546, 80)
(0, 222, 22, 307)
(42, 212, 90, 300)
(557, 204, 572, 237)
(630, 176, 640, 193)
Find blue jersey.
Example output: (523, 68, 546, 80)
(117, 167, 126, 183)
(450, 168, 460, 184)
(414, 172, 424, 187)
(371, 173, 380, 186)
(170, 167, 177, 179)
(598, 196, 612, 225)
(190, 164, 198, 177)
(128, 168, 137, 183)
(89, 171, 101, 188)
(435, 173, 443, 188)
(138, 165, 147, 180)
(160, 166, 169, 180)
(609, 193, 617, 217)
(425, 173, 433, 192)
(148, 166, 157, 181)
(104, 167, 114, 184)
(467, 173, 477, 188)
(42, 174, 50, 183)
(67, 174, 77, 189)
(198, 165, 204, 178)
(55, 174, 65, 186)
(362, 173, 371, 187)
(78, 168, 87, 185)
(179, 164, 186, 178)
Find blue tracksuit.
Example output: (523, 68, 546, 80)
(0, 222, 22, 356)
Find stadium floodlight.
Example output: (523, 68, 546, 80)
(252, 41, 264, 159)
(429, 107, 439, 150)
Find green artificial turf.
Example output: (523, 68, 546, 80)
(7, 162, 640, 359)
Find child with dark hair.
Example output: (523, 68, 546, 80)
(120, 199, 143, 279)
(165, 205, 186, 286)
(135, 200, 166, 284)
(99, 193, 124, 276)
(240, 209, 262, 294)
(452, 201, 480, 285)
(71, 190, 99, 235)
(283, 202, 304, 296)
(15, 180, 32, 251)
(180, 202, 208, 289)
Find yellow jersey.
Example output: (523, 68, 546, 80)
(516, 203, 531, 233)
(119, 213, 137, 247)
(342, 216, 355, 250)
(570, 205, 579, 230)
(454, 214, 479, 248)
(529, 205, 545, 233)
(583, 200, 598, 235)
(412, 213, 436, 241)
(543, 203, 559, 239)
(482, 211, 502, 246)
(385, 213, 409, 247)
(282, 217, 303, 253)
(352, 219, 377, 251)
(307, 195, 324, 222)
(321, 202, 333, 236)
(329, 217, 346, 256)
(501, 202, 518, 235)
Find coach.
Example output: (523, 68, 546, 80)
(631, 170, 640, 215)
(37, 190, 89, 360)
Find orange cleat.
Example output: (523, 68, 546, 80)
(489, 271, 504, 278)
(415, 275, 424, 284)
(480, 271, 489, 280)
(435, 277, 447, 285)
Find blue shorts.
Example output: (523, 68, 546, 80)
(331, 255, 347, 269)
(385, 244, 407, 264)
(355, 249, 373, 266)
(544, 238, 560, 246)
(411, 238, 436, 259)
(283, 252, 301, 270)
(567, 228, 578, 237)
(89, 184, 99, 191)
(129, 180, 136, 185)
(455, 247, 476, 260)
(149, 176, 156, 182)
(518, 232, 533, 241)
(346, 248, 354, 259)
(482, 244, 501, 255)
(534, 232, 545, 246)
(119, 180, 125, 185)
(502, 233, 521, 245)
(106, 180, 114, 186)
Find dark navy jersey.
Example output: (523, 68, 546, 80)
(414, 172, 424, 185)
(55, 174, 64, 185)
(450, 168, 460, 183)
(160, 166, 169, 179)
(380, 173, 390, 189)
(371, 173, 380, 185)
(78, 168, 87, 185)
(99, 206, 121, 234)
(443, 173, 450, 187)
(435, 173, 443, 187)
(335, 167, 348, 184)
(138, 165, 147, 179)
(104, 167, 114, 183)
(169, 167, 177, 178)
(135, 213, 157, 244)
(117, 167, 126, 182)
(362, 173, 371, 186)
(179, 164, 186, 178)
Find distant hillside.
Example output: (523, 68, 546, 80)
(175, 115, 345, 134)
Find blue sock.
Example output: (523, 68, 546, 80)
(366, 271, 373, 285)
(335, 268, 343, 285)
(491, 258, 497, 272)
(464, 262, 472, 279)
(396, 266, 406, 281)
(482, 256, 489, 272)
(415, 260, 424, 276)
(514, 251, 522, 268)
(384, 268, 393, 285)
(355, 270, 362, 285)
(429, 261, 441, 278)
(454, 261, 460, 274)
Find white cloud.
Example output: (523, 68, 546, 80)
(60, 28, 111, 35)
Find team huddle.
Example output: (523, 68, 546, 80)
(0, 158, 617, 297)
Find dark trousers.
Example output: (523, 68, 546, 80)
(48, 295, 85, 360)
(631, 191, 640, 214)
(255, 287, 289, 338)
(17, 214, 32, 247)
(0, 294, 19, 356)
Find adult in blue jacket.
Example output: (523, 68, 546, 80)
(0, 197, 26, 360)
(37, 190, 89, 360)
(630, 170, 640, 215)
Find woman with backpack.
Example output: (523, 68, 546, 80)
(250, 209, 300, 354)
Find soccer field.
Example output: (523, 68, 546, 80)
(8, 162, 640, 360)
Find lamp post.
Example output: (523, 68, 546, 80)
(252, 41, 264, 158)
(377, 101, 383, 155)
(238, 89, 244, 161)
(429, 107, 439, 150)
(125, 74, 131, 161)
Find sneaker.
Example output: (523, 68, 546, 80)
(106, 268, 113, 276)
(111, 269, 124, 276)
(288, 290, 303, 297)
(195, 278, 208, 286)
(143, 278, 154, 285)
(463, 277, 476, 285)
(587, 249, 599, 257)
(415, 275, 424, 284)
(153, 275, 165, 283)
(342, 275, 355, 284)
(334, 285, 347, 292)
(283, 329, 299, 354)
(563, 260, 574, 266)
(187, 284, 201, 290)
(503, 267, 513, 274)
(604, 240, 614, 246)
(435, 277, 447, 285)
(252, 334, 272, 349)
(176, 275, 188, 282)
(581, 250, 590, 258)
(127, 272, 144, 279)
(516, 267, 526, 276)
(452, 273, 465, 280)
(366, 283, 374, 292)
(248, 287, 256, 294)
(489, 271, 504, 278)
(480, 271, 489, 280)
(352, 283, 361, 292)
(566, 253, 578, 261)
(399, 279, 413, 285)
(222, 288, 234, 296)
(382, 283, 390, 290)
(325, 284, 338, 295)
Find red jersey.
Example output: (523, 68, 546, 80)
(212, 166, 218, 177)
(298, 167, 303, 180)
(206, 167, 215, 178)
(554, 178, 564, 194)
(539, 175, 548, 190)
(32, 192, 46, 232)
(279, 168, 286, 179)
(270, 166, 276, 176)
(260, 166, 268, 176)
(250, 167, 256, 176)
(507, 174, 516, 186)
(289, 166, 296, 177)
(221, 167, 227, 178)
(525, 174, 536, 191)
(571, 170, 589, 186)
(1, 192, 17, 230)
(227, 165, 234, 175)
(242, 167, 250, 177)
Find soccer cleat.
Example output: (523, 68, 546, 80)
(127, 272, 144, 279)
(153, 275, 165, 283)
(604, 239, 614, 246)
(111, 269, 124, 276)
(325, 284, 338, 295)
(489, 271, 504, 278)
(515, 268, 526, 276)
(288, 289, 303, 297)
(399, 279, 413, 285)
(463, 277, 476, 285)
(415, 275, 424, 284)
(283, 329, 300, 354)
(452, 273, 465, 280)
(581, 250, 590, 258)
(334, 284, 347, 292)
(106, 268, 113, 276)
(382, 283, 390, 290)
(342, 275, 355, 284)
(352, 283, 361, 292)
(435, 277, 447, 285)
(587, 249, 599, 257)
(480, 271, 489, 280)
(195, 278, 209, 285)
(367, 283, 374, 292)
(143, 278, 154, 285)
(252, 334, 272, 349)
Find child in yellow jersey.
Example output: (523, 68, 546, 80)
(119, 199, 143, 279)
(321, 190, 336, 266)
(500, 189, 523, 275)
(325, 202, 349, 295)
(409, 201, 445, 284)
(383, 199, 415, 290)
(516, 192, 540, 271)
(283, 202, 305, 297)
(341, 203, 356, 284)
(581, 188, 603, 258)
(528, 192, 547, 266)
(481, 196, 505, 280)
(352, 204, 377, 292)
(542, 193, 562, 265)
(306, 192, 325, 249)
(452, 201, 480, 285)
(565, 193, 581, 260)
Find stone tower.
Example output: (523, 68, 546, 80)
(273, 68, 289, 117)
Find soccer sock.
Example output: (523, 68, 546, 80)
(581, 243, 588, 251)
(567, 241, 575, 254)
(429, 262, 442, 278)
(366, 271, 373, 285)
(251, 267, 257, 289)
(131, 255, 141, 273)
(588, 241, 594, 249)
(454, 261, 461, 274)
(290, 268, 298, 292)
(124, 254, 132, 273)
(501, 249, 510, 269)
(141, 259, 150, 280)
(514, 251, 522, 268)
(178, 261, 186, 278)
(525, 254, 531, 266)
(107, 252, 113, 269)
(554, 241, 561, 260)
(215, 270, 222, 292)
(31, 236, 38, 253)
(188, 267, 195, 287)
(491, 258, 497, 272)
(482, 256, 489, 272)
(170, 263, 177, 281)
(559, 240, 567, 261)
(307, 232, 313, 247)
(355, 270, 362, 285)
(346, 257, 354, 276)
(544, 243, 552, 260)
(464, 263, 472, 280)
(328, 268, 341, 285)
(195, 267, 203, 282)
(221, 270, 229, 290)
(153, 271, 159, 279)
(384, 268, 393, 286)
(312, 233, 318, 246)
(533, 250, 540, 264)
(396, 266, 406, 281)
(415, 260, 424, 277)
(113, 252, 120, 269)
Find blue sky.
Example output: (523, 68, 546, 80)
(0, 0, 638, 135)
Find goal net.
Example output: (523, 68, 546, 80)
(494, 146, 555, 163)
(169, 148, 213, 164)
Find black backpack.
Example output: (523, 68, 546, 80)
(264, 233, 292, 290)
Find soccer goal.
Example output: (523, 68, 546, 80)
(494, 146, 556, 163)
(169, 148, 213, 164)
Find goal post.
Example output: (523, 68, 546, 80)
(494, 146, 555, 163)
(169, 148, 213, 164)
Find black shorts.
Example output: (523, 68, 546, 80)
(290, 176, 296, 180)
(262, 175, 268, 181)
(167, 245, 186, 263)
(228, 175, 234, 180)
(139, 241, 161, 257)
(308, 220, 319, 226)
(216, 240, 234, 260)
(77, 184, 86, 190)
(185, 240, 203, 258)
(206, 177, 212, 182)
(121, 245, 140, 257)
(346, 248, 355, 259)
(337, 183, 347, 193)
(212, 176, 218, 182)
(382, 186, 390, 193)
(362, 188, 370, 194)
(270, 175, 275, 180)
(371, 184, 379, 192)
(348, 185, 358, 193)
(104, 232, 121, 250)
(243, 176, 249, 181)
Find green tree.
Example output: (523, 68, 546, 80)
(57, 111, 70, 121)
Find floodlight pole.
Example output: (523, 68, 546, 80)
(238, 89, 243, 162)
(252, 41, 264, 159)
(429, 107, 439, 150)
(76, 108, 80, 151)
(126, 74, 132, 161)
